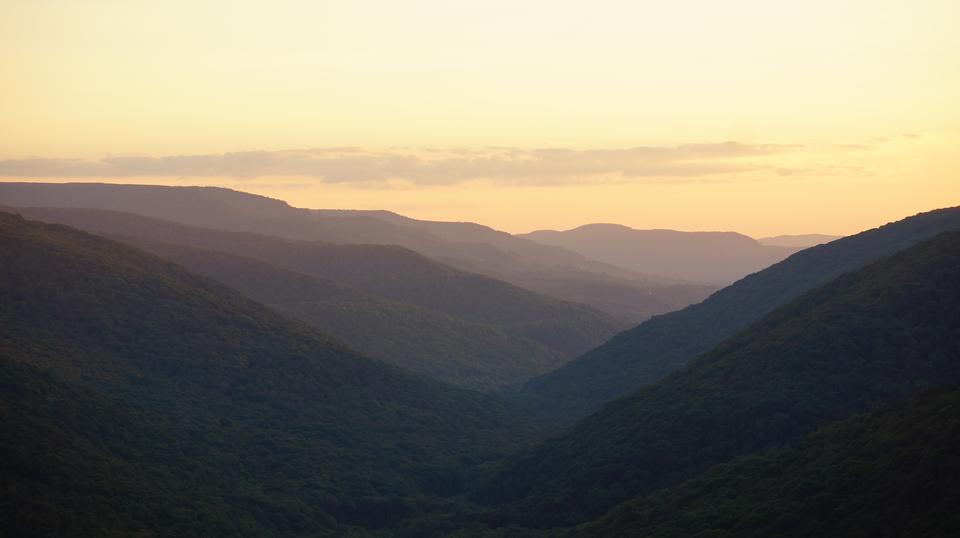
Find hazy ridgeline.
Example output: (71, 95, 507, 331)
(2, 203, 625, 390)
(2, 185, 959, 536)
(0, 182, 718, 323)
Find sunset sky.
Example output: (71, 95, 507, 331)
(2, 0, 957, 235)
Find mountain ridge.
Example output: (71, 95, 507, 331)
(482, 230, 960, 528)
(0, 181, 717, 322)
(523, 205, 960, 418)
(3, 205, 627, 386)
(522, 223, 799, 284)
(0, 211, 548, 535)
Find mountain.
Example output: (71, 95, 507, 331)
(0, 212, 547, 536)
(4, 206, 627, 387)
(523, 206, 960, 418)
(522, 223, 800, 284)
(481, 231, 960, 528)
(312, 209, 718, 318)
(757, 233, 841, 248)
(117, 239, 572, 389)
(577, 385, 960, 537)
(0, 182, 717, 322)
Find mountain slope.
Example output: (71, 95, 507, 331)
(523, 224, 799, 284)
(120, 238, 565, 388)
(0, 212, 544, 535)
(577, 385, 960, 537)
(524, 205, 960, 417)
(0, 181, 716, 322)
(482, 231, 960, 528)
(4, 205, 625, 366)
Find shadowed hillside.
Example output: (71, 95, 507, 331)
(576, 385, 960, 537)
(524, 206, 960, 418)
(0, 212, 547, 536)
(4, 205, 627, 379)
(481, 232, 960, 528)
(120, 238, 569, 388)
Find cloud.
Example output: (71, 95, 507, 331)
(0, 142, 799, 186)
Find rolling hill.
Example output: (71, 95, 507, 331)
(522, 224, 800, 284)
(118, 238, 568, 388)
(4, 205, 627, 385)
(481, 231, 960, 528)
(523, 205, 960, 418)
(0, 182, 717, 322)
(0, 211, 547, 536)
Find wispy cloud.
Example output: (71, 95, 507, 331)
(0, 142, 800, 186)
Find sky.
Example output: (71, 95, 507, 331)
(1, 0, 958, 235)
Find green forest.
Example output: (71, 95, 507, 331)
(2, 191, 960, 536)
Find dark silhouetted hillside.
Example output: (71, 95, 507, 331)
(0, 212, 546, 536)
(4, 205, 626, 369)
(577, 385, 960, 537)
(482, 232, 960, 528)
(524, 206, 960, 418)
(124, 238, 570, 388)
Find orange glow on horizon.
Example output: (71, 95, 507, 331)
(2, 0, 957, 235)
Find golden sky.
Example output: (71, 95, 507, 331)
(2, 0, 958, 235)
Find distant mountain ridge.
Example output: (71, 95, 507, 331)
(4, 205, 625, 388)
(523, 205, 960, 418)
(522, 223, 800, 284)
(758, 233, 841, 248)
(0, 182, 716, 322)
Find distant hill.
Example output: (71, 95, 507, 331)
(0, 182, 716, 322)
(0, 212, 545, 536)
(522, 223, 800, 284)
(119, 239, 572, 389)
(5, 206, 626, 386)
(577, 385, 960, 537)
(523, 205, 960, 418)
(757, 233, 841, 248)
(482, 231, 960, 528)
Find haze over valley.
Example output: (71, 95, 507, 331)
(2, 1, 959, 536)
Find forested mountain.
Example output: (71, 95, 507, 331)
(576, 385, 960, 537)
(0, 182, 716, 322)
(311, 209, 719, 321)
(524, 205, 960, 418)
(4, 206, 625, 375)
(120, 238, 567, 388)
(481, 232, 960, 528)
(0, 212, 547, 536)
(522, 224, 799, 284)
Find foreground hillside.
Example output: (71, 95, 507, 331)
(525, 205, 960, 418)
(482, 232, 960, 528)
(5, 205, 627, 388)
(0, 213, 544, 536)
(0, 182, 716, 321)
(577, 385, 960, 537)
